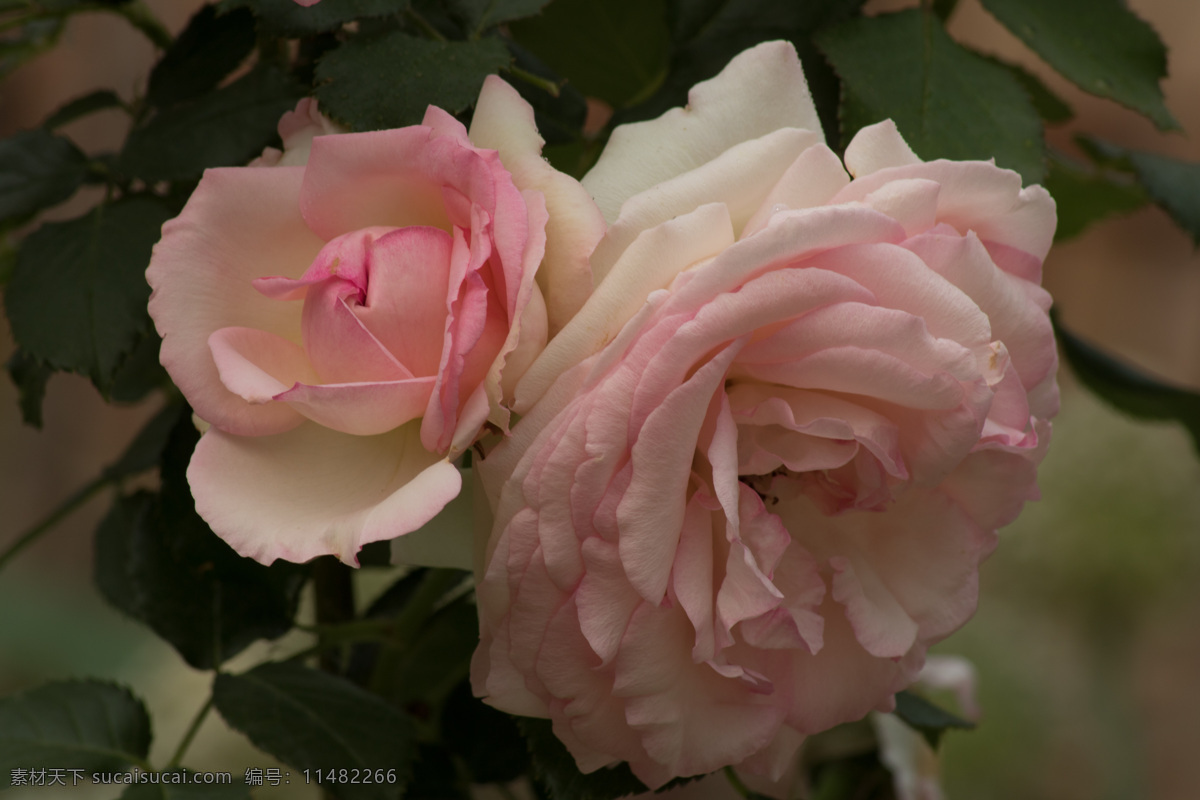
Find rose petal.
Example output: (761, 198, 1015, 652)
(189, 421, 462, 565)
(582, 41, 823, 223)
(147, 166, 324, 435)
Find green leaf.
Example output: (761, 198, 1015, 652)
(1044, 153, 1147, 242)
(108, 330, 169, 403)
(5, 348, 52, 428)
(102, 401, 181, 482)
(448, 0, 552, 33)
(0, 681, 151, 782)
(42, 89, 127, 129)
(213, 662, 417, 800)
(1053, 310, 1200, 456)
(510, 0, 670, 109)
(146, 5, 257, 109)
(892, 689, 974, 749)
(4, 195, 174, 390)
(0, 17, 64, 81)
(95, 408, 309, 669)
(442, 681, 529, 784)
(816, 10, 1045, 184)
(315, 32, 510, 131)
(628, 0, 866, 139)
(120, 65, 305, 181)
(0, 128, 89, 223)
(120, 772, 251, 800)
(519, 717, 651, 800)
(1125, 150, 1200, 245)
(979, 0, 1176, 130)
(1000, 60, 1072, 124)
(223, 0, 409, 36)
(375, 598, 477, 707)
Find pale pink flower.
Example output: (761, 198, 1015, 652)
(147, 80, 602, 566)
(473, 41, 1057, 788)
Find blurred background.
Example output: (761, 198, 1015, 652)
(2, 0, 1199, 798)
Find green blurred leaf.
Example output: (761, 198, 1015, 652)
(506, 41, 588, 147)
(520, 717, 651, 800)
(1045, 153, 1147, 241)
(816, 10, 1045, 184)
(448, 0, 552, 33)
(315, 32, 510, 130)
(213, 662, 417, 800)
(1000, 60, 1072, 124)
(4, 348, 51, 428)
(102, 401, 181, 481)
(120, 773, 251, 800)
(893, 690, 974, 749)
(120, 65, 305, 181)
(1053, 309, 1200, 456)
(146, 4, 257, 109)
(377, 597, 477, 707)
(627, 0, 865, 138)
(108, 330, 169, 403)
(442, 681, 529, 784)
(223, 0, 409, 36)
(0, 128, 89, 223)
(95, 408, 309, 669)
(510, 0, 670, 109)
(0, 681, 151, 782)
(0, 17, 64, 80)
(4, 195, 173, 390)
(42, 89, 126, 129)
(405, 743, 470, 799)
(1125, 150, 1200, 246)
(979, 0, 1176, 130)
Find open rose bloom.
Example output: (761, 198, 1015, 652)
(473, 42, 1058, 789)
(146, 79, 604, 565)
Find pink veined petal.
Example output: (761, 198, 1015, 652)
(274, 377, 436, 435)
(618, 340, 745, 604)
(301, 278, 413, 384)
(353, 226, 455, 378)
(189, 420, 462, 566)
(147, 166, 324, 435)
(300, 127, 497, 240)
(422, 104, 471, 142)
(208, 326, 319, 407)
(671, 493, 720, 663)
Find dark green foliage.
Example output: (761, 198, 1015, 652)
(0, 681, 151, 784)
(5, 348, 52, 428)
(979, 0, 1176, 130)
(442, 682, 529, 784)
(816, 10, 1045, 184)
(4, 196, 173, 393)
(1053, 310, 1200, 456)
(41, 88, 126, 129)
(121, 65, 306, 181)
(0, 128, 89, 223)
(1045, 154, 1147, 241)
(223, 0, 410, 36)
(892, 690, 975, 749)
(315, 32, 510, 130)
(509, 0, 671, 109)
(519, 717, 650, 800)
(213, 662, 418, 800)
(94, 407, 309, 669)
(146, 4, 257, 108)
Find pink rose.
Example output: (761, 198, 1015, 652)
(147, 78, 602, 565)
(472, 42, 1057, 788)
